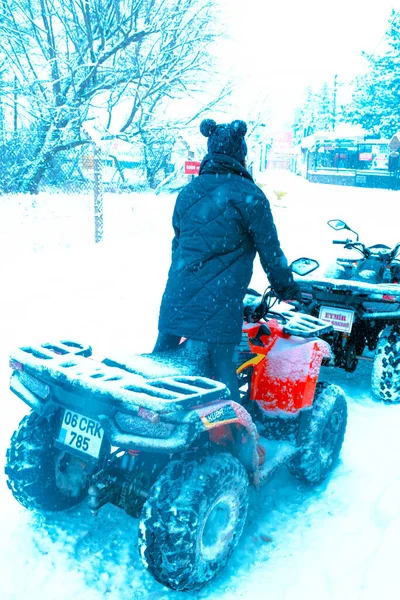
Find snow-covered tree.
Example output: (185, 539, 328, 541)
(294, 81, 337, 139)
(345, 10, 400, 137)
(0, 0, 224, 193)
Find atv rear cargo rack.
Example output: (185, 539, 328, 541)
(9, 341, 229, 415)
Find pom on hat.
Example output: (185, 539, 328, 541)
(200, 119, 217, 137)
(230, 120, 247, 138)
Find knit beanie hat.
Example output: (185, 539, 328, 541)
(200, 119, 248, 163)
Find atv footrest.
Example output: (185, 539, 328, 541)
(257, 438, 297, 484)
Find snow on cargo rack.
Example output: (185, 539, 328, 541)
(295, 275, 400, 297)
(9, 341, 229, 414)
(281, 312, 334, 337)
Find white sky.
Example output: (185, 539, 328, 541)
(214, 0, 398, 127)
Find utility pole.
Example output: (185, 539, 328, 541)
(0, 97, 4, 144)
(332, 74, 338, 132)
(13, 76, 18, 131)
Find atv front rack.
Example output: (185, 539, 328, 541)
(280, 312, 333, 338)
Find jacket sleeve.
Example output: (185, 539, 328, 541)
(247, 191, 300, 300)
(171, 205, 180, 258)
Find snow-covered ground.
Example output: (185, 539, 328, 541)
(1, 173, 400, 600)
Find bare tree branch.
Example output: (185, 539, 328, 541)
(0, 0, 228, 192)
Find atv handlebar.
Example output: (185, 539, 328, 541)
(333, 238, 400, 261)
(344, 242, 370, 257)
(245, 257, 320, 325)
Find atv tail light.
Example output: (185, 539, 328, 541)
(128, 449, 141, 456)
(18, 372, 51, 399)
(115, 412, 174, 438)
(9, 359, 23, 371)
(138, 407, 160, 423)
(369, 293, 400, 302)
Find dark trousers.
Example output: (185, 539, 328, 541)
(153, 332, 240, 403)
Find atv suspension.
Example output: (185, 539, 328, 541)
(87, 450, 166, 516)
(332, 330, 366, 372)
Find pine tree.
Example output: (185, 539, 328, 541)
(346, 10, 400, 137)
(295, 82, 336, 139)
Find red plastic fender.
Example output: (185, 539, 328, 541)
(194, 400, 259, 472)
(241, 321, 331, 414)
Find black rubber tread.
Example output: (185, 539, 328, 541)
(371, 326, 400, 403)
(5, 411, 88, 511)
(287, 382, 347, 484)
(138, 451, 249, 591)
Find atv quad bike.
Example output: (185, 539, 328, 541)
(296, 220, 400, 403)
(5, 258, 347, 592)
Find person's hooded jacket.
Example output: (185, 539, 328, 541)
(158, 120, 300, 345)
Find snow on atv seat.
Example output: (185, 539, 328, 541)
(102, 340, 210, 380)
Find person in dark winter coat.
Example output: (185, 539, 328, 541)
(154, 118, 301, 402)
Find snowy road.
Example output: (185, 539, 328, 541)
(1, 174, 400, 600)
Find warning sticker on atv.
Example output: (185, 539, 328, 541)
(319, 306, 355, 333)
(200, 404, 238, 428)
(57, 410, 104, 460)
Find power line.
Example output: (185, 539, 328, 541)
(371, 9, 400, 55)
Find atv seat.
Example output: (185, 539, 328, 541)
(102, 340, 211, 380)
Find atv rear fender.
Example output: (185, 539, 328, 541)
(194, 400, 259, 474)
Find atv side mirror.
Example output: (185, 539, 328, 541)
(327, 219, 359, 241)
(291, 257, 319, 276)
(328, 219, 347, 231)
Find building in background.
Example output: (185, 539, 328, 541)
(294, 125, 399, 189)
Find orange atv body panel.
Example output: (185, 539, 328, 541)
(240, 320, 331, 414)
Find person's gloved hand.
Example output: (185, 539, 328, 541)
(279, 282, 302, 304)
(244, 300, 267, 323)
(280, 284, 310, 314)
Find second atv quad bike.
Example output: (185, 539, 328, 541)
(5, 258, 347, 592)
(296, 219, 400, 403)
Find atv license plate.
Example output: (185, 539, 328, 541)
(318, 306, 355, 333)
(57, 410, 104, 460)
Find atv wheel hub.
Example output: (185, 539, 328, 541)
(200, 494, 239, 561)
(320, 410, 342, 464)
(55, 452, 88, 498)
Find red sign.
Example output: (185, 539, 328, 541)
(184, 160, 201, 175)
(272, 131, 293, 149)
(359, 152, 373, 161)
